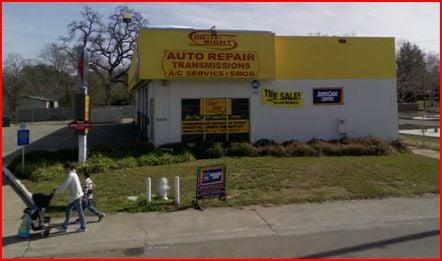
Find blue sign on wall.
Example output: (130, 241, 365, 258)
(313, 88, 343, 104)
(17, 130, 30, 146)
(250, 80, 260, 90)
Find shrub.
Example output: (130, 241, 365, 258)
(29, 164, 64, 182)
(307, 139, 324, 155)
(83, 154, 116, 173)
(254, 138, 277, 147)
(157, 153, 176, 165)
(137, 153, 162, 166)
(307, 138, 394, 156)
(285, 143, 319, 157)
(226, 142, 258, 157)
(366, 142, 395, 156)
(390, 138, 410, 153)
(13, 163, 39, 180)
(137, 152, 194, 167)
(174, 151, 195, 163)
(191, 142, 225, 159)
(8, 143, 195, 179)
(312, 141, 343, 156)
(115, 157, 138, 169)
(257, 145, 288, 157)
(13, 163, 64, 182)
(340, 136, 382, 146)
(204, 143, 225, 159)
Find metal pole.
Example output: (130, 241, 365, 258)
(77, 87, 88, 163)
(78, 133, 87, 163)
(78, 87, 88, 163)
(174, 176, 180, 206)
(147, 178, 152, 203)
(21, 146, 25, 174)
(77, 46, 89, 163)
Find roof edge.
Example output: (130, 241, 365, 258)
(139, 27, 274, 34)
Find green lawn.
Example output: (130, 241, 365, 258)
(23, 153, 439, 214)
(400, 134, 440, 151)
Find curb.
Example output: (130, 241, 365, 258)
(3, 167, 34, 206)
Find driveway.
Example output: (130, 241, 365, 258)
(2, 119, 139, 165)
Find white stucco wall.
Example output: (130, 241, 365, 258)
(148, 79, 398, 146)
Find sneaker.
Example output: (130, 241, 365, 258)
(97, 213, 105, 222)
(58, 225, 68, 233)
(76, 227, 87, 233)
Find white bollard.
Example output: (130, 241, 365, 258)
(147, 178, 152, 203)
(174, 176, 180, 206)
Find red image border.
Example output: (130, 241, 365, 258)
(1, 1, 440, 260)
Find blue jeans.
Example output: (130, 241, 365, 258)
(83, 198, 103, 217)
(63, 198, 86, 229)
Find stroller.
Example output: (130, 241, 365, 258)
(20, 192, 54, 238)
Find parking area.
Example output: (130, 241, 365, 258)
(2, 119, 138, 165)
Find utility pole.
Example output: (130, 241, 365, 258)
(75, 46, 90, 163)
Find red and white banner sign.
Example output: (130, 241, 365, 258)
(68, 120, 91, 131)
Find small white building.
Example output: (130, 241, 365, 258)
(129, 28, 398, 147)
(17, 96, 59, 110)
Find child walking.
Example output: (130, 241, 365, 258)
(76, 171, 105, 223)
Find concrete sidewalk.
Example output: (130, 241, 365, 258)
(412, 149, 440, 160)
(2, 195, 439, 258)
(400, 129, 440, 138)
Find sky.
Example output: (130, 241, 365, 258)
(2, 3, 440, 60)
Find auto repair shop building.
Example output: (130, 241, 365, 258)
(128, 28, 397, 147)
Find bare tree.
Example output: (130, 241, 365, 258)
(396, 41, 425, 103)
(2, 53, 28, 117)
(424, 52, 440, 108)
(57, 5, 148, 105)
(39, 43, 77, 106)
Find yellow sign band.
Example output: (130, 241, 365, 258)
(262, 88, 303, 107)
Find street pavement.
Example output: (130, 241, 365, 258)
(2, 192, 439, 258)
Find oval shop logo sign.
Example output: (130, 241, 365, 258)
(189, 31, 238, 50)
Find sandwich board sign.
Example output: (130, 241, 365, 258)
(193, 164, 227, 209)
